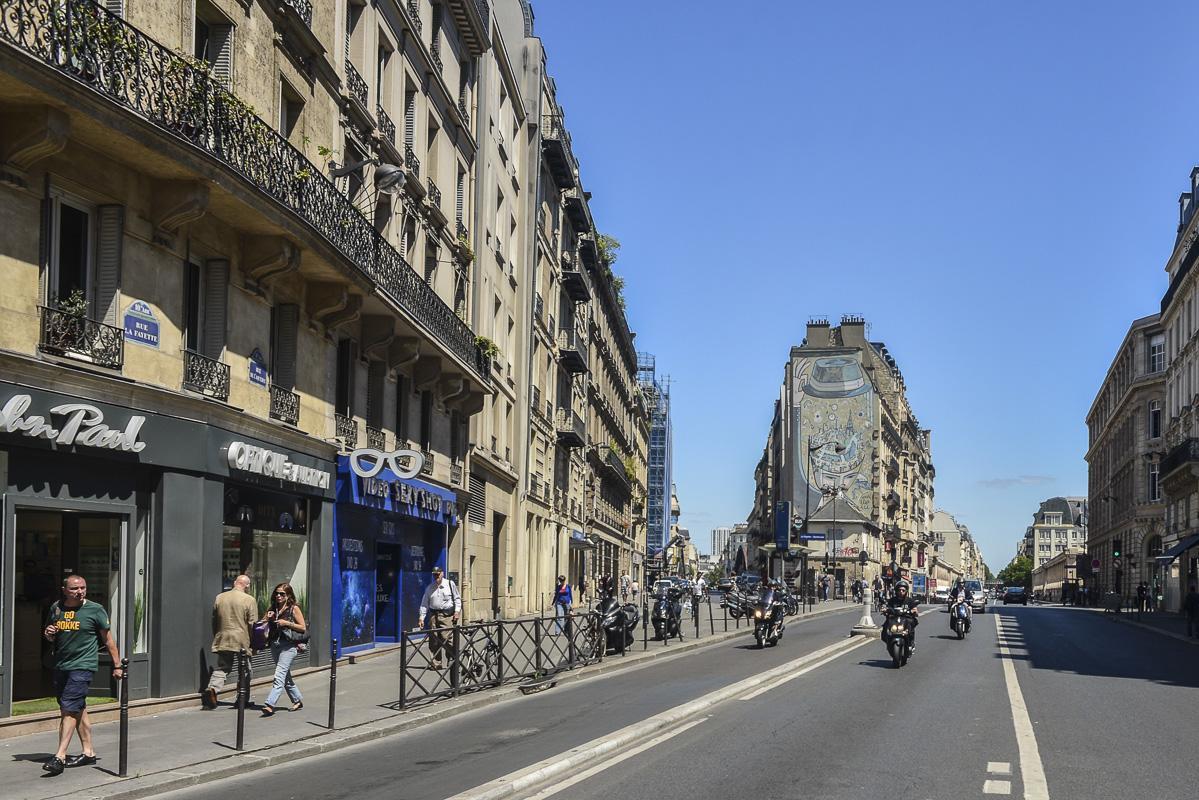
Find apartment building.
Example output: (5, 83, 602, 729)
(0, 0, 494, 712)
(929, 510, 985, 580)
(1086, 313, 1166, 601)
(1021, 498, 1087, 571)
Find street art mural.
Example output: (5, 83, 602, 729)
(792, 353, 875, 517)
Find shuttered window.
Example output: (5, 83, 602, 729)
(395, 373, 409, 440)
(183, 261, 201, 352)
(202, 258, 228, 360)
(271, 303, 299, 389)
(468, 474, 486, 526)
(209, 24, 233, 85)
(456, 169, 465, 224)
(335, 338, 356, 416)
(367, 360, 385, 428)
(105, 1, 125, 18)
(404, 90, 416, 147)
(94, 205, 123, 326)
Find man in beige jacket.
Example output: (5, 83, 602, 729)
(202, 575, 259, 709)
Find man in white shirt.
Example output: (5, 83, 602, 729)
(418, 566, 461, 669)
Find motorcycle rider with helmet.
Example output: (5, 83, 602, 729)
(884, 579, 920, 652)
(948, 579, 973, 631)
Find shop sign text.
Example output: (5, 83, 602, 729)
(226, 441, 331, 489)
(359, 474, 455, 517)
(0, 394, 146, 452)
(123, 301, 160, 349)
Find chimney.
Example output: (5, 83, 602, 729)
(840, 314, 867, 348)
(805, 318, 830, 348)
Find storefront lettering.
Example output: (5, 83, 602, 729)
(342, 537, 364, 569)
(355, 473, 455, 517)
(226, 441, 331, 490)
(0, 394, 146, 453)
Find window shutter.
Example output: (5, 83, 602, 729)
(202, 258, 228, 360)
(95, 205, 124, 326)
(273, 303, 299, 389)
(468, 474, 486, 525)
(210, 24, 233, 86)
(105, 0, 124, 17)
(38, 194, 52, 303)
(456, 171, 464, 221)
(367, 360, 385, 428)
(405, 92, 416, 147)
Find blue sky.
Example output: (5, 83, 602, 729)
(531, 1, 1196, 568)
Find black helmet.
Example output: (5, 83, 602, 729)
(895, 579, 911, 594)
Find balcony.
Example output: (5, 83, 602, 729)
(426, 177, 447, 226)
(279, 0, 313, 27)
(887, 456, 900, 477)
(451, 459, 463, 486)
(603, 445, 631, 489)
(557, 328, 588, 374)
(366, 425, 386, 450)
(345, 62, 369, 109)
(534, 293, 545, 327)
(270, 385, 300, 426)
(421, 449, 434, 477)
(444, 0, 490, 56)
(561, 257, 591, 303)
(458, 97, 471, 128)
(531, 385, 542, 418)
(335, 413, 358, 449)
(577, 233, 600, 269)
(38, 306, 123, 370)
(376, 104, 396, 147)
(1162, 438, 1199, 480)
(556, 409, 586, 449)
(429, 48, 444, 76)
(563, 186, 589, 229)
(404, 144, 426, 196)
(406, 0, 423, 35)
(886, 489, 901, 509)
(540, 115, 577, 189)
(0, 1, 490, 386)
(182, 350, 230, 401)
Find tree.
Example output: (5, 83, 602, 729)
(996, 556, 1033, 588)
(983, 563, 995, 582)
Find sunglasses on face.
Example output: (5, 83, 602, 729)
(274, 592, 287, 597)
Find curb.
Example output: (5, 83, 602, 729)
(1106, 612, 1199, 646)
(51, 604, 861, 800)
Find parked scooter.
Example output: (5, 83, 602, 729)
(881, 607, 917, 667)
(597, 594, 640, 651)
(949, 597, 971, 640)
(752, 583, 786, 648)
(651, 585, 683, 640)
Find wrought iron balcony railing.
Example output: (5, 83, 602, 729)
(279, 0, 313, 27)
(430, 48, 444, 76)
(335, 413, 358, 449)
(270, 384, 300, 425)
(38, 306, 123, 369)
(450, 459, 463, 486)
(345, 62, 368, 107)
(407, 0, 423, 35)
(421, 449, 434, 477)
(1162, 438, 1199, 478)
(427, 177, 442, 209)
(534, 293, 544, 325)
(457, 216, 469, 241)
(366, 425, 386, 450)
(182, 350, 230, 400)
(458, 97, 471, 128)
(0, 0, 489, 383)
(377, 104, 396, 146)
(405, 143, 421, 179)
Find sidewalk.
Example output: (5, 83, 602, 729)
(2, 601, 859, 800)
(1106, 608, 1199, 645)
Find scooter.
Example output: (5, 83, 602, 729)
(752, 586, 785, 648)
(597, 594, 639, 651)
(949, 598, 971, 640)
(651, 586, 683, 640)
(882, 607, 916, 667)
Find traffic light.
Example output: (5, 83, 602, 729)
(1112, 539, 1122, 559)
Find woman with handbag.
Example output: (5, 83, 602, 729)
(259, 582, 306, 716)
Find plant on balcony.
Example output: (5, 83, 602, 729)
(597, 233, 621, 266)
(474, 335, 500, 360)
(54, 288, 88, 318)
(623, 455, 637, 484)
(457, 233, 475, 264)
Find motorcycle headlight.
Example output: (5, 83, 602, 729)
(754, 609, 763, 619)
(890, 624, 903, 633)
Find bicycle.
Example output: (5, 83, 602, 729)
(458, 626, 500, 685)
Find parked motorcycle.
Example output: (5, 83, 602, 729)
(949, 598, 971, 640)
(881, 607, 916, 667)
(781, 588, 800, 616)
(722, 587, 749, 620)
(652, 585, 683, 640)
(597, 594, 640, 651)
(752, 585, 785, 648)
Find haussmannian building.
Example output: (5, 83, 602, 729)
(1021, 498, 1088, 577)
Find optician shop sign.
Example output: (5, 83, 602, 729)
(340, 449, 456, 521)
(225, 441, 331, 490)
(0, 394, 147, 452)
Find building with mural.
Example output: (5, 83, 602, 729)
(746, 316, 935, 590)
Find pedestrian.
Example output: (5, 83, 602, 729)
(552, 574, 573, 634)
(203, 574, 258, 710)
(40, 574, 125, 777)
(630, 578, 640, 605)
(1185, 583, 1199, 638)
(1136, 582, 1147, 613)
(620, 571, 631, 602)
(418, 566, 461, 669)
(259, 582, 307, 716)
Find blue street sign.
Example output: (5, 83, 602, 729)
(799, 533, 827, 542)
(774, 501, 791, 551)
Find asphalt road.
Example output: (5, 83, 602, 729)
(156, 603, 1199, 800)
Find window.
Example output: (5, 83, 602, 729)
(419, 390, 433, 450)
(280, 80, 304, 143)
(1149, 462, 1161, 502)
(394, 373, 409, 441)
(1151, 333, 1166, 373)
(48, 193, 93, 312)
(335, 339, 356, 417)
(270, 304, 299, 390)
(184, 260, 202, 352)
(193, 3, 233, 84)
(1149, 400, 1162, 439)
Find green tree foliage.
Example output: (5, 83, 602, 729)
(984, 563, 995, 581)
(596, 233, 621, 265)
(996, 555, 1033, 588)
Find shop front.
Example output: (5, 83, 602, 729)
(332, 452, 458, 656)
(0, 380, 334, 718)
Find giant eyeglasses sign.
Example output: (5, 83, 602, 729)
(347, 447, 424, 478)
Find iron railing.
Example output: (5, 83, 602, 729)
(427, 177, 442, 209)
(404, 143, 421, 179)
(421, 449, 434, 476)
(397, 612, 603, 709)
(279, 0, 313, 27)
(335, 413, 358, 448)
(429, 47, 443, 76)
(450, 460, 463, 486)
(345, 61, 368, 107)
(0, 0, 488, 383)
(269, 384, 300, 425)
(456, 216, 468, 240)
(534, 293, 544, 324)
(458, 97, 471, 128)
(406, 0, 423, 35)
(366, 425, 386, 450)
(1162, 439, 1199, 478)
(376, 104, 395, 145)
(38, 306, 123, 369)
(182, 349, 230, 400)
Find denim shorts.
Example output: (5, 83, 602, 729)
(53, 669, 95, 713)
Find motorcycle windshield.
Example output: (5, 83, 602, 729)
(759, 588, 775, 606)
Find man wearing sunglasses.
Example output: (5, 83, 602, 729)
(203, 574, 259, 709)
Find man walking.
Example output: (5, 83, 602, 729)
(1185, 582, 1199, 638)
(203, 574, 258, 709)
(418, 566, 461, 669)
(41, 575, 124, 776)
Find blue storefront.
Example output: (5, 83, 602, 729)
(332, 454, 458, 655)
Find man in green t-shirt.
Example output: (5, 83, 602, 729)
(40, 574, 124, 777)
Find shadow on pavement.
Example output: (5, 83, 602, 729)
(992, 606, 1199, 688)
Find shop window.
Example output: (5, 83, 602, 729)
(222, 486, 310, 614)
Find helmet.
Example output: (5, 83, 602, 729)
(895, 580, 911, 594)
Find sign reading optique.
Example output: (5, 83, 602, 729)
(226, 441, 331, 489)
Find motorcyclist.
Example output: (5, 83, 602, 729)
(948, 579, 973, 630)
(884, 579, 919, 651)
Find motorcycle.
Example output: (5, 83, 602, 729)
(752, 586, 785, 648)
(597, 594, 640, 652)
(949, 597, 971, 640)
(651, 586, 683, 640)
(722, 587, 749, 620)
(781, 588, 800, 616)
(882, 607, 916, 667)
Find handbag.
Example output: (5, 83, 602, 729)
(250, 619, 271, 651)
(280, 607, 310, 644)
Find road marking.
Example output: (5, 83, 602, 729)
(988, 761, 1012, 775)
(995, 614, 1050, 800)
(523, 716, 709, 800)
(984, 779, 1013, 794)
(740, 636, 872, 699)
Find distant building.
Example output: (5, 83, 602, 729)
(1022, 497, 1088, 571)
(712, 526, 733, 566)
(929, 510, 984, 581)
(639, 354, 672, 558)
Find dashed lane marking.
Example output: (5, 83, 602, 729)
(988, 761, 1013, 776)
(995, 614, 1050, 800)
(984, 779, 1013, 795)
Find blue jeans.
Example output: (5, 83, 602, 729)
(554, 603, 568, 634)
(265, 641, 303, 708)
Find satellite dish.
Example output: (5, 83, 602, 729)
(374, 162, 404, 194)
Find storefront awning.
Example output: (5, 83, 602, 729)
(1156, 533, 1199, 564)
(569, 530, 596, 550)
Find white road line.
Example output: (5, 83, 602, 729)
(995, 614, 1050, 800)
(988, 761, 1013, 775)
(740, 636, 872, 699)
(984, 779, 1013, 795)
(523, 716, 709, 800)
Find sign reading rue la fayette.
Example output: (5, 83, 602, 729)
(0, 394, 147, 452)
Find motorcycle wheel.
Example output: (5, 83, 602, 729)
(888, 640, 902, 668)
(902, 640, 910, 666)
(755, 629, 765, 649)
(956, 624, 964, 640)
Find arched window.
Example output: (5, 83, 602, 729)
(1146, 535, 1163, 559)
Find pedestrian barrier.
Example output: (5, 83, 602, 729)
(117, 657, 129, 777)
(235, 647, 248, 751)
(327, 638, 338, 730)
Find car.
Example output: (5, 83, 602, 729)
(736, 574, 762, 593)
(933, 587, 950, 604)
(964, 579, 987, 613)
(717, 577, 735, 592)
(1003, 587, 1028, 605)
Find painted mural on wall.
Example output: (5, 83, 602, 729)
(792, 353, 875, 517)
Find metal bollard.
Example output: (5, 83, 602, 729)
(327, 638, 338, 730)
(708, 595, 715, 635)
(694, 602, 701, 639)
(567, 614, 576, 667)
(235, 648, 247, 751)
(117, 657, 129, 777)
(496, 621, 506, 685)
(534, 616, 544, 674)
(723, 597, 728, 632)
(399, 631, 408, 710)
(642, 604, 648, 651)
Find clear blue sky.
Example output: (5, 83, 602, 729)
(532, 1, 1196, 568)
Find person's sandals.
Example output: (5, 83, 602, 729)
(260, 705, 275, 717)
(65, 754, 97, 768)
(289, 701, 304, 711)
(42, 757, 65, 776)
